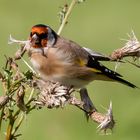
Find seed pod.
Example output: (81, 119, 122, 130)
(16, 86, 27, 112)
(0, 95, 9, 109)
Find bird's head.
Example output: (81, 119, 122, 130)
(30, 24, 57, 48)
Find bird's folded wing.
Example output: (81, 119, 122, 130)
(83, 47, 111, 61)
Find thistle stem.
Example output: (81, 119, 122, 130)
(6, 112, 14, 140)
(57, 0, 77, 35)
(12, 113, 25, 137)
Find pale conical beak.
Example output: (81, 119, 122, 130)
(31, 34, 40, 44)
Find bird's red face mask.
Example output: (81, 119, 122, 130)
(30, 24, 57, 49)
(30, 25, 48, 48)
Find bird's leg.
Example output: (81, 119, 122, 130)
(79, 88, 97, 120)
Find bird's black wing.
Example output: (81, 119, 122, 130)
(86, 55, 137, 88)
(86, 55, 122, 77)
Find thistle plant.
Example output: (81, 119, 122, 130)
(111, 31, 140, 60)
(0, 0, 139, 140)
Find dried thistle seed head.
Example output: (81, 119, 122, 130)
(35, 79, 73, 108)
(8, 35, 31, 56)
(110, 50, 124, 60)
(110, 31, 140, 61)
(8, 35, 29, 46)
(96, 102, 115, 133)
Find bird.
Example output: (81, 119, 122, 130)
(28, 24, 136, 89)
(28, 24, 137, 89)
(28, 24, 137, 116)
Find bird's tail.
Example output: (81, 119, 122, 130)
(87, 55, 137, 88)
(110, 75, 137, 88)
(96, 64, 137, 88)
(99, 68, 137, 88)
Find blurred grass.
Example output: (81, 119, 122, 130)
(0, 0, 140, 140)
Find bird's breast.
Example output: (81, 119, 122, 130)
(30, 51, 67, 80)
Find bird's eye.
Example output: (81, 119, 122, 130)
(39, 33, 48, 39)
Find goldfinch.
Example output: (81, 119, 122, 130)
(28, 24, 136, 89)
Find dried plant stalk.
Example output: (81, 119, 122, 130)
(57, 0, 85, 35)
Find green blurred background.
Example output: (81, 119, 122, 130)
(0, 0, 140, 140)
